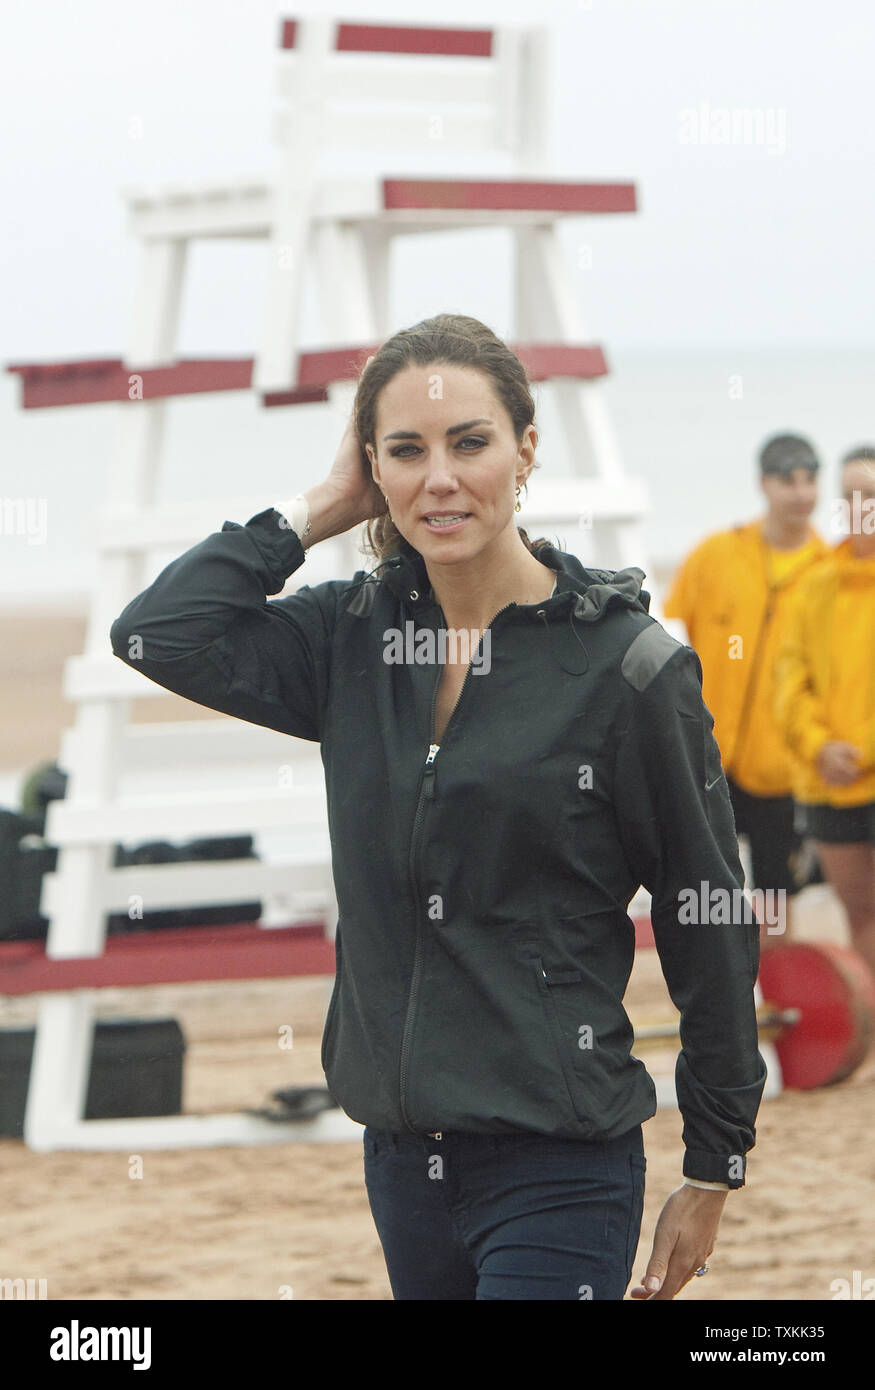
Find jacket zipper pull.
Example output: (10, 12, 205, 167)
(423, 743, 439, 798)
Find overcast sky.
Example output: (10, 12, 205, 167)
(2, 0, 873, 363)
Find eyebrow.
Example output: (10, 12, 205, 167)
(382, 418, 494, 441)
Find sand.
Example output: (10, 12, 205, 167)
(1, 610, 873, 1301)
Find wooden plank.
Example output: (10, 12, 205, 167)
(515, 345, 607, 380)
(118, 177, 637, 238)
(275, 56, 496, 110)
(40, 856, 333, 917)
(123, 180, 274, 239)
(61, 719, 324, 771)
(26, 1109, 363, 1152)
(45, 787, 329, 844)
(274, 106, 500, 152)
(382, 178, 638, 213)
(0, 922, 335, 995)
(279, 19, 493, 57)
(8, 342, 612, 408)
(6, 358, 322, 409)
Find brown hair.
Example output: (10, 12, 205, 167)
(353, 313, 549, 564)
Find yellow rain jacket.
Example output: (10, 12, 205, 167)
(663, 521, 830, 796)
(774, 539, 875, 806)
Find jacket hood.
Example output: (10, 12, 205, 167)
(377, 541, 652, 625)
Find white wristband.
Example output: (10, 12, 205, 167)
(683, 1178, 731, 1191)
(275, 494, 311, 541)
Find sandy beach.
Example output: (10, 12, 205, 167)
(1, 609, 873, 1301)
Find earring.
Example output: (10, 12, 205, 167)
(515, 486, 522, 513)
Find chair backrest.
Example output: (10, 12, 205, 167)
(272, 16, 549, 171)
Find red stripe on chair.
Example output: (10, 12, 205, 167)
(279, 19, 492, 57)
(264, 344, 608, 402)
(260, 387, 328, 408)
(7, 350, 379, 408)
(8, 344, 607, 408)
(0, 922, 336, 996)
(295, 345, 380, 386)
(6, 357, 127, 378)
(6, 359, 256, 408)
(515, 345, 608, 380)
(6, 357, 126, 405)
(633, 916, 656, 949)
(382, 179, 638, 214)
(337, 22, 492, 56)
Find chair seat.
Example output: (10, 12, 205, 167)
(380, 176, 637, 216)
(113, 174, 637, 241)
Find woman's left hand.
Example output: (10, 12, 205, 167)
(629, 1184, 728, 1300)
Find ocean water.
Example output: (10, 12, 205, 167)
(3, 346, 873, 610)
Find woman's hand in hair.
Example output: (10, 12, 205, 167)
(324, 409, 388, 529)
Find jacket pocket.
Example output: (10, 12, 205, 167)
(533, 957, 603, 1135)
(533, 956, 632, 1136)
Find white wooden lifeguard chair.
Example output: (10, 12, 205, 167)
(5, 16, 672, 1154)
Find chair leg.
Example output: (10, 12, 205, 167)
(254, 18, 334, 392)
(312, 221, 380, 343)
(514, 223, 646, 572)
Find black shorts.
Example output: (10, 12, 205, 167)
(793, 800, 875, 845)
(726, 776, 815, 895)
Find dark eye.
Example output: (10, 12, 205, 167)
(389, 436, 488, 458)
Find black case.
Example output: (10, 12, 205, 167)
(0, 810, 262, 940)
(0, 1018, 185, 1137)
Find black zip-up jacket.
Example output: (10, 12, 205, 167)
(109, 506, 768, 1187)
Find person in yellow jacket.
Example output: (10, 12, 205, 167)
(663, 434, 831, 939)
(774, 445, 875, 977)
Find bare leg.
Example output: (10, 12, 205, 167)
(760, 893, 795, 950)
(813, 841, 875, 977)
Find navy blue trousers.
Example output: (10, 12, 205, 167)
(363, 1124, 646, 1300)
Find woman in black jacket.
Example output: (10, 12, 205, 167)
(110, 313, 767, 1301)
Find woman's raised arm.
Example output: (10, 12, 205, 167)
(109, 416, 385, 742)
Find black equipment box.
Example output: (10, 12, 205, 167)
(0, 807, 261, 941)
(0, 1018, 185, 1138)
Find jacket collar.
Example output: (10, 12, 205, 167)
(378, 542, 651, 623)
